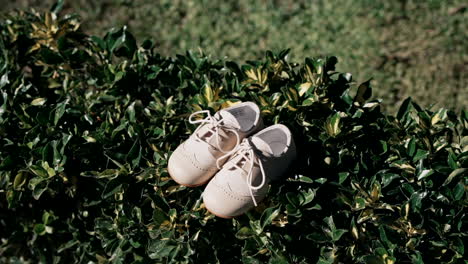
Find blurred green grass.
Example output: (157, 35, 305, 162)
(3, 0, 467, 113)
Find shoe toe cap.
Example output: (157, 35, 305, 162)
(168, 144, 218, 186)
(203, 178, 256, 218)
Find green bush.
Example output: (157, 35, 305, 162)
(6, 0, 468, 114)
(0, 8, 467, 264)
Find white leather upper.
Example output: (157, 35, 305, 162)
(168, 102, 263, 186)
(203, 124, 296, 217)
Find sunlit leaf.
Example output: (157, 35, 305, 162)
(325, 112, 341, 137)
(31, 98, 47, 106)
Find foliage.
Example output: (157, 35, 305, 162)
(0, 8, 467, 264)
(4, 0, 467, 113)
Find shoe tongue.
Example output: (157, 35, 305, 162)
(218, 110, 241, 130)
(250, 136, 274, 157)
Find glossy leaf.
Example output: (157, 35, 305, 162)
(325, 112, 341, 137)
(0, 8, 465, 264)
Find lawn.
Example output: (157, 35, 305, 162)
(3, 0, 467, 112)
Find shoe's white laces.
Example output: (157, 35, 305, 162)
(216, 140, 266, 206)
(189, 110, 241, 158)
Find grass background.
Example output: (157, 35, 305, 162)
(2, 0, 467, 113)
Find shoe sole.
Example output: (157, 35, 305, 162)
(167, 166, 211, 188)
(168, 166, 242, 218)
(205, 205, 243, 219)
(168, 166, 243, 218)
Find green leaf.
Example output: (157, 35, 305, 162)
(147, 65, 161, 80)
(350, 217, 359, 240)
(50, 0, 65, 14)
(91, 36, 106, 50)
(112, 121, 128, 139)
(300, 188, 315, 206)
(298, 82, 312, 97)
(406, 138, 416, 157)
(148, 240, 175, 259)
(323, 216, 347, 242)
(34, 224, 47, 236)
(236, 227, 255, 239)
(60, 133, 72, 154)
(260, 207, 280, 230)
(28, 177, 48, 200)
(13, 171, 27, 190)
(397, 97, 413, 120)
(451, 237, 464, 256)
(324, 216, 336, 232)
(0, 155, 13, 170)
(0, 90, 7, 121)
(42, 211, 54, 224)
(268, 257, 289, 264)
(54, 99, 68, 125)
(249, 220, 262, 235)
(452, 182, 464, 201)
(105, 26, 137, 58)
(317, 258, 334, 264)
(115, 70, 125, 83)
(413, 149, 428, 162)
(203, 83, 214, 104)
(81, 169, 119, 179)
(152, 206, 169, 227)
(443, 168, 466, 186)
(0, 74, 9, 89)
(332, 229, 347, 242)
(84, 114, 93, 125)
(431, 108, 448, 125)
(51, 140, 61, 166)
(57, 240, 79, 253)
(461, 136, 468, 149)
(353, 197, 367, 211)
(417, 169, 434, 181)
(411, 251, 423, 264)
(380, 140, 388, 154)
(325, 112, 341, 137)
(315, 178, 328, 184)
(382, 173, 400, 188)
(127, 140, 142, 169)
(41, 161, 56, 177)
(447, 151, 458, 169)
(338, 172, 349, 184)
(354, 79, 372, 104)
(127, 102, 136, 123)
(31, 98, 47, 106)
(379, 226, 395, 251)
(409, 191, 426, 213)
(30, 165, 49, 178)
(302, 97, 315, 106)
(286, 192, 300, 207)
(297, 175, 313, 183)
(101, 180, 123, 199)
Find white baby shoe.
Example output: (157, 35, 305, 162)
(203, 124, 296, 218)
(168, 102, 263, 187)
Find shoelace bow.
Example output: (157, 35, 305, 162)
(189, 109, 241, 157)
(216, 140, 266, 206)
(190, 110, 265, 206)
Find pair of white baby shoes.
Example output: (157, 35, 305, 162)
(167, 102, 296, 218)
